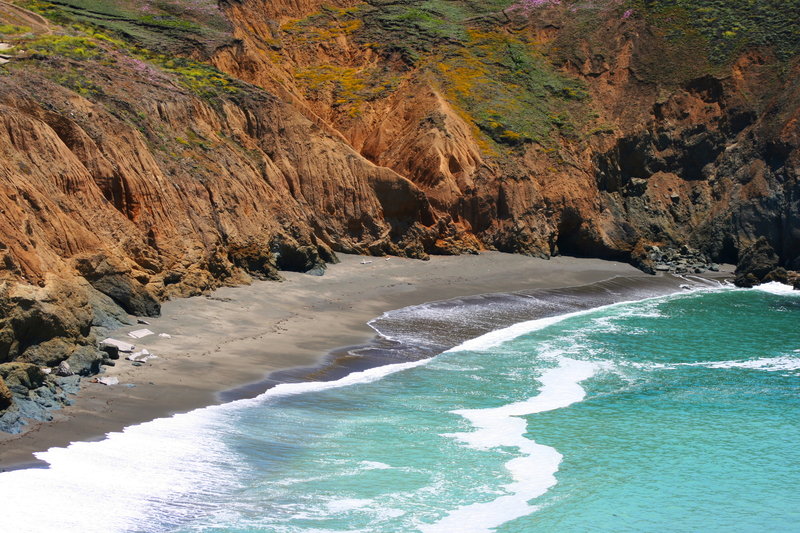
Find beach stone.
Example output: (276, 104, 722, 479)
(0, 278, 94, 365)
(100, 343, 120, 360)
(18, 337, 74, 367)
(55, 361, 73, 377)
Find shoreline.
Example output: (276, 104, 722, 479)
(0, 253, 732, 470)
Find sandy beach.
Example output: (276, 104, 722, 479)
(0, 253, 731, 469)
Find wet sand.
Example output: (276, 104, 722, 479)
(0, 253, 733, 470)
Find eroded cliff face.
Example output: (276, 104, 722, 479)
(0, 0, 798, 425)
(211, 0, 800, 266)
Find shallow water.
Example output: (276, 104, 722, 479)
(1, 283, 798, 532)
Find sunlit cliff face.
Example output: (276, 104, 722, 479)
(0, 1, 797, 384)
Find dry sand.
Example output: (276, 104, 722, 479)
(0, 253, 731, 469)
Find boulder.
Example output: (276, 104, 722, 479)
(0, 278, 94, 364)
(734, 237, 780, 287)
(55, 361, 73, 377)
(64, 345, 105, 376)
(0, 376, 12, 410)
(0, 363, 48, 394)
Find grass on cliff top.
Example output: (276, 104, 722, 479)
(4, 23, 239, 101)
(17, 0, 232, 55)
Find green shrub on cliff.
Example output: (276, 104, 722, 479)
(14, 34, 102, 60)
(630, 0, 800, 62)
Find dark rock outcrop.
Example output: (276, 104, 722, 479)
(734, 237, 782, 287)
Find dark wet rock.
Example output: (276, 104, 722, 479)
(763, 267, 789, 284)
(734, 237, 780, 287)
(0, 363, 48, 393)
(271, 235, 328, 275)
(57, 375, 81, 395)
(636, 243, 713, 275)
(87, 286, 134, 335)
(100, 343, 120, 360)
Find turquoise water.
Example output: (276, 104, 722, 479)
(2, 284, 799, 532)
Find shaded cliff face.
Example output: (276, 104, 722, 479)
(0, 0, 799, 422)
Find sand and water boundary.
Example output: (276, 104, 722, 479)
(0, 253, 733, 469)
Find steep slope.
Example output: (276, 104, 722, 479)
(0, 0, 466, 429)
(211, 0, 800, 266)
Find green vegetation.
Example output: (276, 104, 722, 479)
(282, 0, 591, 150)
(631, 0, 800, 62)
(294, 64, 400, 117)
(18, 0, 231, 54)
(282, 5, 363, 43)
(433, 29, 588, 148)
(6, 2, 240, 100)
(0, 24, 32, 36)
(13, 34, 102, 59)
(48, 68, 103, 96)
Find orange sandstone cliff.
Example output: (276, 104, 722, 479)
(0, 0, 798, 427)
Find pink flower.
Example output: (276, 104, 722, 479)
(509, 0, 562, 15)
(622, 9, 634, 19)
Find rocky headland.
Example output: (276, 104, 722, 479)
(0, 0, 798, 430)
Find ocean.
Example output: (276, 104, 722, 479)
(1, 281, 798, 532)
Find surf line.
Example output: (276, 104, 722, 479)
(422, 357, 596, 533)
(418, 292, 701, 532)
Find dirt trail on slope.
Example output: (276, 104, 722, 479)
(0, 1, 53, 34)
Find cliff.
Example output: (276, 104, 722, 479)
(0, 0, 798, 428)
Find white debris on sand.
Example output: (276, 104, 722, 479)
(126, 349, 150, 361)
(101, 338, 135, 353)
(128, 328, 155, 339)
(94, 376, 119, 386)
(126, 349, 159, 363)
(158, 333, 171, 339)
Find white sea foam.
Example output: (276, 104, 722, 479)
(754, 281, 798, 295)
(422, 357, 597, 533)
(1, 288, 718, 533)
(689, 355, 800, 372)
(449, 311, 593, 353)
(360, 460, 394, 470)
(0, 358, 433, 533)
(326, 498, 374, 513)
(622, 355, 800, 374)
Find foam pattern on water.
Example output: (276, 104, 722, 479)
(2, 284, 799, 532)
